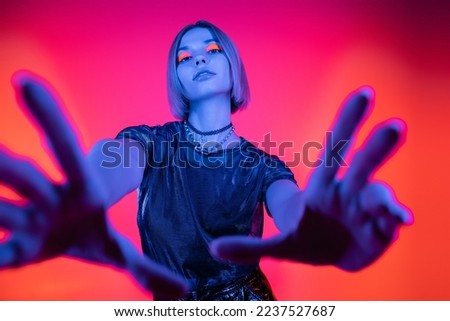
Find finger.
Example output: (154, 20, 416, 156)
(132, 257, 188, 299)
(309, 87, 373, 188)
(91, 231, 189, 299)
(211, 217, 352, 266)
(209, 234, 289, 264)
(373, 210, 401, 244)
(340, 119, 406, 200)
(387, 201, 413, 226)
(0, 201, 28, 230)
(12, 71, 89, 187)
(359, 182, 413, 225)
(0, 238, 24, 267)
(0, 147, 58, 211)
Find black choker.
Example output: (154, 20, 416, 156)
(183, 120, 235, 155)
(185, 120, 233, 136)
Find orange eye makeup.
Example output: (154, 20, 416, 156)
(177, 51, 192, 63)
(206, 43, 222, 52)
(177, 43, 223, 63)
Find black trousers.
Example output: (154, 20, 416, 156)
(159, 267, 276, 301)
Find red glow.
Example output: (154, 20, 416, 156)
(0, 229, 10, 242)
(0, 0, 449, 300)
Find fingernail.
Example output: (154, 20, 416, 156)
(358, 86, 375, 101)
(403, 211, 414, 225)
(388, 118, 407, 134)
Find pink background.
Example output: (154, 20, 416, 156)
(0, 0, 449, 300)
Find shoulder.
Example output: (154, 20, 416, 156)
(118, 121, 182, 135)
(240, 136, 295, 177)
(116, 121, 183, 141)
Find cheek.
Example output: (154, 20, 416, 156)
(176, 67, 190, 89)
(217, 57, 232, 85)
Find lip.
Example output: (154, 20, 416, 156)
(193, 70, 216, 81)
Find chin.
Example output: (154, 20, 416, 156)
(188, 87, 231, 102)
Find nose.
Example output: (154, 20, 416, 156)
(195, 55, 208, 66)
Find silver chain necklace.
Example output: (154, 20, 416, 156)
(183, 120, 235, 155)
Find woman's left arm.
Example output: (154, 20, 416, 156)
(211, 87, 413, 271)
(266, 179, 304, 235)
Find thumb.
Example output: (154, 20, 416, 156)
(210, 234, 290, 264)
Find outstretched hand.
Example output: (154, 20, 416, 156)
(211, 88, 413, 271)
(0, 72, 187, 298)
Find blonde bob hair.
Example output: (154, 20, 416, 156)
(167, 20, 250, 119)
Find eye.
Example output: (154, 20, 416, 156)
(177, 52, 192, 63)
(206, 43, 223, 54)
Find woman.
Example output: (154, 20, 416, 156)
(115, 21, 298, 300)
(0, 21, 411, 300)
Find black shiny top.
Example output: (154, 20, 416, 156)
(116, 121, 297, 290)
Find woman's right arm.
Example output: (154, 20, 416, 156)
(0, 71, 187, 299)
(87, 138, 145, 208)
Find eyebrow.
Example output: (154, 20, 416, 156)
(177, 39, 218, 52)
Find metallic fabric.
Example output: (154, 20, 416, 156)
(157, 267, 275, 301)
(117, 121, 296, 291)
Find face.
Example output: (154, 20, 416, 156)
(176, 27, 232, 103)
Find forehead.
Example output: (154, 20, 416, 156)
(178, 27, 215, 50)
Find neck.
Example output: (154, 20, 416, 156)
(187, 94, 232, 130)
